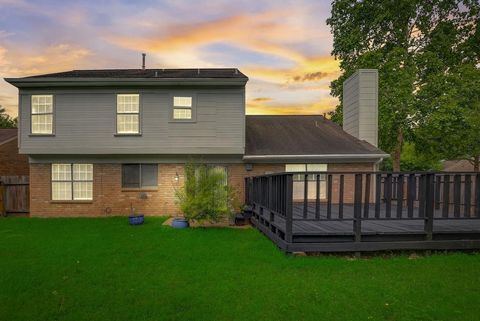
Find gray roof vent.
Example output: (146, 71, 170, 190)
(141, 53, 146, 70)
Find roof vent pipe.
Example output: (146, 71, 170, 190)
(142, 53, 146, 70)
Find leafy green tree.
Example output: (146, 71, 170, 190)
(0, 106, 17, 128)
(175, 163, 237, 222)
(327, 0, 479, 171)
(381, 142, 442, 171)
(416, 64, 480, 171)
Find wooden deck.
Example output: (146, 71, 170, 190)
(246, 172, 480, 253)
(251, 203, 480, 252)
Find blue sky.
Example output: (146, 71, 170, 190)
(0, 0, 339, 117)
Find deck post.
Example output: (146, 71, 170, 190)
(244, 177, 250, 205)
(476, 173, 480, 217)
(424, 173, 435, 240)
(353, 174, 363, 243)
(285, 174, 294, 243)
(0, 183, 5, 217)
(303, 174, 308, 218)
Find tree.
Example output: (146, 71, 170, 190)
(0, 105, 17, 128)
(327, 0, 479, 171)
(416, 64, 480, 171)
(381, 142, 442, 171)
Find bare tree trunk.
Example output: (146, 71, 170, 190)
(392, 127, 403, 172)
(474, 155, 479, 172)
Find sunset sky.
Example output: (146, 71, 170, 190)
(0, 0, 340, 117)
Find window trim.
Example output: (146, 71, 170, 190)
(169, 93, 197, 123)
(51, 164, 93, 201)
(121, 164, 158, 190)
(115, 93, 142, 136)
(285, 164, 328, 181)
(30, 94, 55, 136)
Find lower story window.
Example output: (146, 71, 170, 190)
(286, 164, 327, 181)
(286, 164, 327, 200)
(122, 164, 158, 189)
(51, 164, 93, 200)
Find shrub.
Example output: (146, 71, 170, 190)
(175, 163, 237, 222)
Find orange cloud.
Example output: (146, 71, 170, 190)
(251, 97, 273, 103)
(292, 71, 328, 82)
(247, 96, 338, 115)
(243, 55, 340, 87)
(0, 44, 91, 77)
(1, 44, 92, 116)
(107, 9, 310, 64)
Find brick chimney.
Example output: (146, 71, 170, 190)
(342, 69, 378, 147)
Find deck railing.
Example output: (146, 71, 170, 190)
(245, 172, 480, 247)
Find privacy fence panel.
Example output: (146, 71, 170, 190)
(0, 176, 29, 216)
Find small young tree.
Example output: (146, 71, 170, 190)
(175, 163, 237, 222)
(0, 106, 17, 128)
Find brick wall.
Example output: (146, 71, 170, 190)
(327, 163, 376, 203)
(0, 139, 29, 176)
(30, 162, 375, 217)
(227, 163, 285, 206)
(30, 163, 185, 217)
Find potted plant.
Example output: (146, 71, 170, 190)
(174, 163, 237, 227)
(128, 202, 144, 225)
(171, 217, 190, 228)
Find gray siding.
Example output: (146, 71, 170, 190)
(19, 87, 245, 155)
(342, 69, 378, 147)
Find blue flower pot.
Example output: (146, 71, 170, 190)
(128, 214, 144, 225)
(171, 218, 190, 228)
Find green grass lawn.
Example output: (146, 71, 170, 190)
(1, 217, 479, 321)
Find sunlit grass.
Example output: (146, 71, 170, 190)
(0, 217, 479, 321)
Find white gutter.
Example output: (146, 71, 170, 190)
(243, 154, 390, 160)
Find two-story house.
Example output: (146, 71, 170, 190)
(5, 68, 387, 217)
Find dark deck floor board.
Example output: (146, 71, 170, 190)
(260, 202, 480, 236)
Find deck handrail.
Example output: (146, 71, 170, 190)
(246, 172, 480, 245)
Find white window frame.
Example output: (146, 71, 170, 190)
(31, 95, 54, 135)
(287, 164, 328, 201)
(172, 95, 195, 121)
(51, 164, 93, 201)
(286, 164, 328, 181)
(116, 94, 140, 134)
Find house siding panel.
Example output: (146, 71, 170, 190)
(19, 87, 245, 155)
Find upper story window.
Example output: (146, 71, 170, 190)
(31, 95, 53, 134)
(173, 96, 192, 120)
(117, 94, 140, 134)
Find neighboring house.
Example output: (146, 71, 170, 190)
(5, 68, 387, 217)
(442, 159, 475, 172)
(0, 128, 29, 176)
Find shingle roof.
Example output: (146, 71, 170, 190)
(442, 160, 474, 172)
(21, 68, 247, 79)
(0, 128, 17, 145)
(245, 115, 386, 157)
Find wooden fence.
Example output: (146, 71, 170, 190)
(0, 176, 29, 216)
